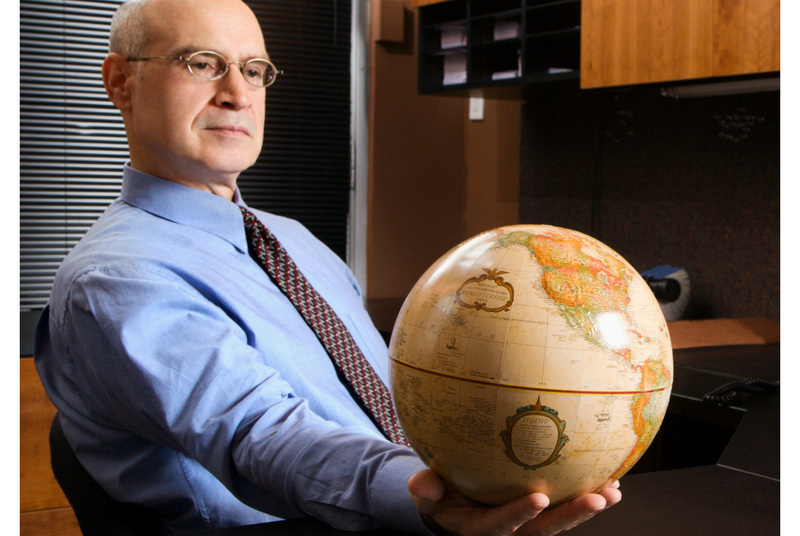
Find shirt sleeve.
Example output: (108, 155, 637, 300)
(59, 263, 431, 534)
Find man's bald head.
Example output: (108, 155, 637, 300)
(109, 0, 264, 59)
(109, 0, 148, 58)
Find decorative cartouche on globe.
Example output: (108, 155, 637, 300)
(389, 225, 673, 506)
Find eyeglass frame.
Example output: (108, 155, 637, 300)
(126, 50, 283, 88)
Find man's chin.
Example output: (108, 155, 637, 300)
(198, 155, 259, 179)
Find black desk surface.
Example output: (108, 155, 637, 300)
(197, 344, 781, 536)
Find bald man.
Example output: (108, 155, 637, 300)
(34, 1, 621, 534)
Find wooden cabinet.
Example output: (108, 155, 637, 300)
(580, 0, 779, 88)
(415, 0, 779, 92)
(713, 0, 780, 77)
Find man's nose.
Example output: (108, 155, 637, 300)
(215, 64, 254, 109)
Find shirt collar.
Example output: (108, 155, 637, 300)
(120, 164, 250, 253)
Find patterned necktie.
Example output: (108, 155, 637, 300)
(240, 207, 409, 446)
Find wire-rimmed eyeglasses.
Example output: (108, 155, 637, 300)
(127, 50, 282, 88)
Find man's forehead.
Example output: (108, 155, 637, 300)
(141, 0, 267, 56)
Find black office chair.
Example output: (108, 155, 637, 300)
(49, 412, 165, 535)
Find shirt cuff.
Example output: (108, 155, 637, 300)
(370, 452, 436, 535)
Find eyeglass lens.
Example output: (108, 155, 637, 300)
(187, 52, 276, 87)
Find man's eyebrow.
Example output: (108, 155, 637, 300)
(172, 46, 270, 61)
(174, 46, 203, 57)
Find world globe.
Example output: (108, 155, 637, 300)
(389, 225, 673, 507)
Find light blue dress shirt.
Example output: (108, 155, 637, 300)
(34, 165, 430, 535)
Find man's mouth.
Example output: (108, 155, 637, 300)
(207, 125, 250, 137)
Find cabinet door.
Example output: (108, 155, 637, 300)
(713, 0, 780, 76)
(580, 0, 714, 88)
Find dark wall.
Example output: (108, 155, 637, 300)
(519, 86, 779, 322)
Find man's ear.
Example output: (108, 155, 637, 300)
(102, 53, 135, 111)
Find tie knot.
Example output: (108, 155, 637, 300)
(240, 206, 258, 227)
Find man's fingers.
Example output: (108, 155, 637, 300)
(409, 471, 550, 536)
(520, 492, 614, 536)
(597, 482, 622, 509)
(408, 469, 446, 512)
(410, 471, 622, 536)
(480, 493, 550, 535)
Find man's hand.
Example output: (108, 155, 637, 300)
(408, 469, 622, 536)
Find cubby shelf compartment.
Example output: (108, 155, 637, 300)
(418, 0, 581, 95)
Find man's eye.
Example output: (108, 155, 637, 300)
(192, 62, 211, 70)
(245, 68, 262, 78)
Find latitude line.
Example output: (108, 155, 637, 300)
(390, 357, 672, 396)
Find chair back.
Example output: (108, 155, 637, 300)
(49, 413, 164, 535)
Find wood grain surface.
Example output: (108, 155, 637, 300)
(20, 357, 80, 535)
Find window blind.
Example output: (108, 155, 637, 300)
(20, 0, 353, 354)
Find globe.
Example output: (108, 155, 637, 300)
(389, 225, 673, 507)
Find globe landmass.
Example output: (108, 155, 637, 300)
(389, 225, 673, 506)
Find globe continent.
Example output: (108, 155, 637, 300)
(389, 225, 673, 506)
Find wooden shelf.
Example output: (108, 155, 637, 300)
(417, 0, 580, 95)
(668, 318, 780, 349)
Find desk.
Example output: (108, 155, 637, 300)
(566, 343, 780, 536)
(197, 344, 780, 536)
